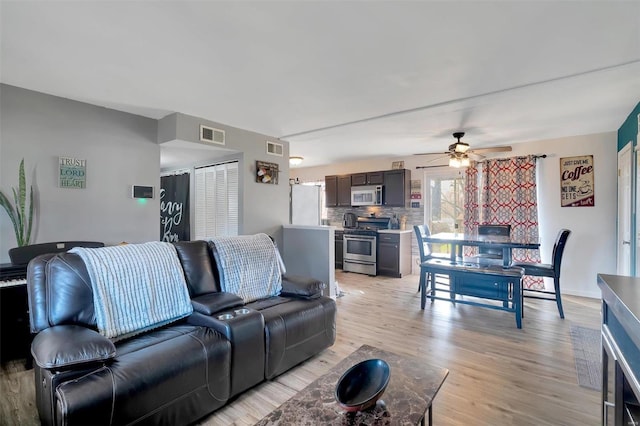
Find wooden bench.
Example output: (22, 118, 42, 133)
(419, 258, 525, 328)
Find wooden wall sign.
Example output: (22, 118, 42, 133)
(256, 160, 279, 184)
(59, 157, 86, 189)
(560, 155, 594, 207)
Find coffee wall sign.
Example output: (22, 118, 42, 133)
(560, 155, 594, 207)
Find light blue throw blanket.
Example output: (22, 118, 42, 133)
(70, 242, 193, 340)
(209, 233, 283, 303)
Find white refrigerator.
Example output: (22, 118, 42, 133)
(290, 185, 322, 226)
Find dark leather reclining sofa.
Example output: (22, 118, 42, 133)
(27, 240, 337, 425)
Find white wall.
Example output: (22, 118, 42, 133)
(0, 85, 160, 263)
(292, 132, 618, 298)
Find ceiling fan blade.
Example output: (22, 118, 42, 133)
(421, 154, 450, 165)
(413, 151, 449, 156)
(469, 146, 512, 154)
(468, 152, 485, 161)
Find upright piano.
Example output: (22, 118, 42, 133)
(0, 241, 104, 366)
(0, 262, 31, 364)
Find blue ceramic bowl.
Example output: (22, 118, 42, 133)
(335, 358, 390, 412)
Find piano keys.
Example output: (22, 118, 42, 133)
(0, 262, 27, 288)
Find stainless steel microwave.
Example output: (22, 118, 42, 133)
(351, 185, 383, 206)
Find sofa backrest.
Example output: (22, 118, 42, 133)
(173, 240, 221, 295)
(27, 240, 222, 334)
(28, 253, 97, 333)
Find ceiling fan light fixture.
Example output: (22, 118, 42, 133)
(449, 155, 461, 168)
(289, 156, 304, 166)
(454, 142, 470, 153)
(460, 156, 471, 167)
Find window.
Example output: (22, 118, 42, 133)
(424, 169, 465, 254)
(194, 161, 238, 239)
(424, 170, 465, 234)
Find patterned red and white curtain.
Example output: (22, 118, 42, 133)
(466, 155, 543, 290)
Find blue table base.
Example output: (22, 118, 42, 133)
(419, 259, 525, 328)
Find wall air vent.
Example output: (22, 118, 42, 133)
(200, 125, 225, 145)
(266, 141, 283, 157)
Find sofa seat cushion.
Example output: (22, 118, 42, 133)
(53, 324, 231, 425)
(257, 298, 337, 379)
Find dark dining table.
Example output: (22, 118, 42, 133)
(425, 232, 540, 267)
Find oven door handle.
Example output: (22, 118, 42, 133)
(344, 236, 376, 242)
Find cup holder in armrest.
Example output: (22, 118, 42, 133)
(216, 308, 254, 321)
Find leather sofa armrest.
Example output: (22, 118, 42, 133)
(280, 274, 325, 299)
(31, 325, 116, 370)
(191, 292, 244, 315)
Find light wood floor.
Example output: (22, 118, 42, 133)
(1, 271, 601, 425)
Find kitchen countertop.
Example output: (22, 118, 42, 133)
(337, 228, 412, 234)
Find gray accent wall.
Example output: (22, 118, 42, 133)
(0, 84, 160, 263)
(1, 86, 293, 263)
(159, 113, 290, 246)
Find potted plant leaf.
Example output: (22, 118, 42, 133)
(0, 159, 35, 246)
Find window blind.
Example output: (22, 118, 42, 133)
(194, 161, 239, 239)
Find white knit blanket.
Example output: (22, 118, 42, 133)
(209, 233, 283, 303)
(70, 242, 193, 339)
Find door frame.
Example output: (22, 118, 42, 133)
(618, 142, 633, 275)
(422, 168, 466, 231)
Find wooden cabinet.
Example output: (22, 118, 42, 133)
(377, 232, 412, 278)
(335, 230, 344, 269)
(383, 169, 411, 207)
(337, 175, 352, 206)
(325, 175, 352, 207)
(326, 169, 410, 208)
(351, 171, 384, 186)
(325, 176, 337, 207)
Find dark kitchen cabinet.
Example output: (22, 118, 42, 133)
(325, 175, 352, 207)
(351, 171, 384, 186)
(383, 169, 411, 207)
(377, 232, 412, 278)
(335, 230, 344, 269)
(337, 176, 352, 206)
(325, 176, 337, 207)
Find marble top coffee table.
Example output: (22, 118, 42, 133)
(256, 344, 449, 425)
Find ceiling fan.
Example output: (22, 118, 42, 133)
(416, 132, 512, 168)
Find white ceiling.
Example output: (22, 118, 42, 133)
(2, 1, 639, 168)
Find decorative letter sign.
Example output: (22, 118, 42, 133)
(59, 157, 87, 189)
(560, 155, 594, 207)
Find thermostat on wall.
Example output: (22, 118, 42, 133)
(132, 185, 154, 199)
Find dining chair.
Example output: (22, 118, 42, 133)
(413, 225, 451, 294)
(473, 224, 511, 265)
(512, 229, 571, 319)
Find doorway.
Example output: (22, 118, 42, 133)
(618, 142, 632, 275)
(424, 169, 465, 254)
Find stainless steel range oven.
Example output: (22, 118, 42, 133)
(343, 216, 391, 276)
(343, 232, 377, 275)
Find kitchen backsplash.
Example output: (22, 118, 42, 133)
(327, 206, 424, 230)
